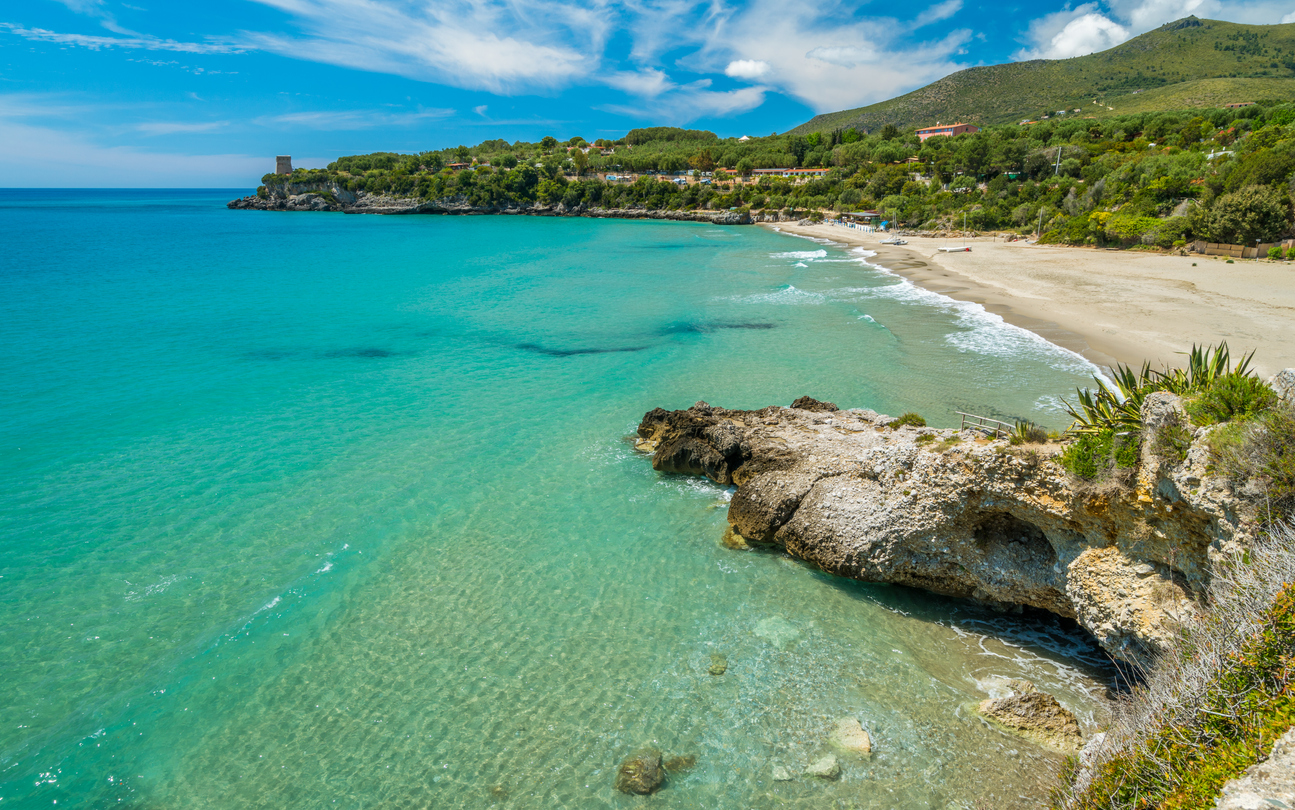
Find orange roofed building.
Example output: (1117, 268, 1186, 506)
(916, 123, 980, 141)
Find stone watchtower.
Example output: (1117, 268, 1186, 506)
(276, 155, 292, 175)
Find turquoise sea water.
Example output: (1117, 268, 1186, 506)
(2, 190, 1113, 809)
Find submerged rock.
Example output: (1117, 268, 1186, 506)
(753, 616, 800, 648)
(635, 395, 1266, 667)
(771, 765, 796, 782)
(804, 754, 841, 780)
(978, 689, 1083, 752)
(708, 653, 728, 675)
(663, 754, 696, 772)
(829, 717, 872, 755)
(615, 748, 665, 795)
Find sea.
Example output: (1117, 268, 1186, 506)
(1, 189, 1114, 809)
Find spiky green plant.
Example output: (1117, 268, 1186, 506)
(1063, 343, 1258, 435)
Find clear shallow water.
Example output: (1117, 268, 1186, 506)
(1, 190, 1112, 809)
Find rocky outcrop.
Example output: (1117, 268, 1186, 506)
(1215, 728, 1295, 809)
(227, 188, 752, 223)
(977, 682, 1083, 752)
(635, 396, 1265, 666)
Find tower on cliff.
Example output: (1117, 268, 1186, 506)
(276, 155, 292, 175)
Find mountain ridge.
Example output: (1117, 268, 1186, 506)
(791, 17, 1295, 134)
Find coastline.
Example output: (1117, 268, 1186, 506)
(766, 222, 1295, 378)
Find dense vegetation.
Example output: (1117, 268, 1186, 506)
(1053, 525, 1295, 809)
(793, 17, 1295, 134)
(267, 100, 1295, 249)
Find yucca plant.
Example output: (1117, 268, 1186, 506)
(1063, 343, 1257, 435)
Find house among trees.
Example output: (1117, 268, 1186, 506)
(915, 123, 980, 141)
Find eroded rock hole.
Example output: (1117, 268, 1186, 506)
(973, 512, 1056, 567)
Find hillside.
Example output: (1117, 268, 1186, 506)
(792, 17, 1295, 134)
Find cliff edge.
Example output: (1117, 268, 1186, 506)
(635, 395, 1263, 667)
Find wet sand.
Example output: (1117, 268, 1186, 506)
(766, 222, 1295, 377)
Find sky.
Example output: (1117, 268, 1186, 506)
(3, 0, 1295, 187)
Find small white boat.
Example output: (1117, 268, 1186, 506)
(937, 246, 971, 253)
(880, 237, 907, 245)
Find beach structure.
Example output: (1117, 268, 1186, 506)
(916, 123, 980, 141)
(276, 155, 292, 175)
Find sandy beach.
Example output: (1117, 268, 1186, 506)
(767, 222, 1295, 378)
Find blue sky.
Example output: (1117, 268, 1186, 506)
(3, 0, 1294, 187)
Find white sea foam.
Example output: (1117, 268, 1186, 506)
(771, 249, 827, 259)
(848, 247, 1113, 385)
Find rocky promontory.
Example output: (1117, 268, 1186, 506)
(635, 395, 1264, 666)
(227, 186, 753, 223)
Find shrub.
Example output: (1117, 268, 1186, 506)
(1208, 403, 1295, 520)
(1059, 429, 1139, 480)
(890, 412, 927, 428)
(1151, 418, 1193, 463)
(1269, 246, 1284, 259)
(1011, 420, 1049, 445)
(1053, 526, 1295, 809)
(914, 433, 937, 445)
(1185, 373, 1278, 426)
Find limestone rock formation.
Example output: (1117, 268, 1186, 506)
(228, 189, 753, 223)
(1215, 728, 1295, 809)
(615, 748, 665, 795)
(635, 394, 1265, 666)
(978, 688, 1083, 752)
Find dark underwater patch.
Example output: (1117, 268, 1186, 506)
(324, 347, 399, 359)
(514, 342, 649, 357)
(656, 321, 777, 335)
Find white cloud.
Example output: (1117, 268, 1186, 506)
(136, 120, 230, 135)
(724, 59, 771, 79)
(602, 84, 766, 123)
(474, 104, 488, 116)
(913, 0, 963, 28)
(1021, 10, 1130, 59)
(240, 0, 600, 93)
(805, 45, 877, 68)
(261, 107, 455, 129)
(0, 118, 268, 187)
(605, 68, 674, 97)
(0, 23, 240, 53)
(1285, 10, 1295, 22)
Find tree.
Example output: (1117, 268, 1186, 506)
(880, 123, 900, 141)
(689, 149, 715, 172)
(572, 149, 589, 175)
(1206, 184, 1291, 244)
(735, 157, 754, 177)
(499, 153, 519, 169)
(540, 136, 558, 151)
(454, 145, 471, 163)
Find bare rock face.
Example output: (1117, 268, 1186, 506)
(978, 688, 1083, 752)
(615, 748, 665, 795)
(1215, 727, 1295, 810)
(635, 396, 1263, 667)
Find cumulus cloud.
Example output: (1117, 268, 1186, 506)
(605, 68, 674, 97)
(1022, 10, 1130, 59)
(724, 59, 770, 79)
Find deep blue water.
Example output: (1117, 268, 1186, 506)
(1, 189, 1111, 808)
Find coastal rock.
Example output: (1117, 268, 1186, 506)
(615, 748, 665, 795)
(829, 717, 872, 755)
(804, 754, 841, 780)
(1215, 727, 1295, 809)
(227, 189, 753, 224)
(1268, 368, 1295, 403)
(636, 395, 1262, 666)
(978, 690, 1083, 752)
(790, 396, 839, 413)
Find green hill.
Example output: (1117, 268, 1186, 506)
(792, 17, 1295, 134)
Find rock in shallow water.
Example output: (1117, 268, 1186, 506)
(663, 754, 696, 772)
(615, 748, 665, 795)
(978, 689, 1083, 752)
(771, 764, 795, 782)
(804, 754, 841, 780)
(753, 616, 800, 648)
(708, 653, 728, 675)
(829, 717, 872, 755)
